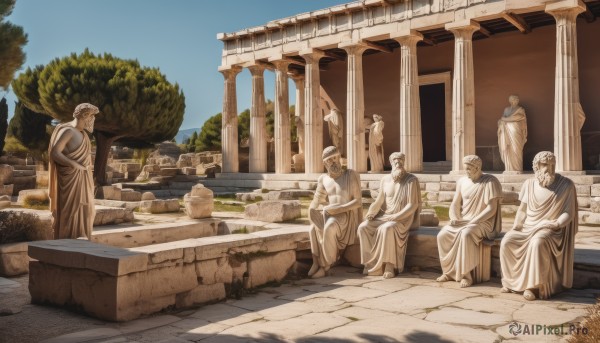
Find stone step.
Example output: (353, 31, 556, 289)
(91, 219, 220, 248)
(11, 170, 36, 177)
(12, 165, 36, 171)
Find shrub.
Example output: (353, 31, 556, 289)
(22, 192, 49, 210)
(0, 211, 41, 244)
(567, 299, 600, 343)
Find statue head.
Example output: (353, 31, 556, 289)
(373, 114, 382, 122)
(463, 155, 483, 181)
(322, 146, 342, 179)
(389, 152, 406, 182)
(533, 151, 556, 187)
(73, 103, 99, 133)
(509, 95, 520, 107)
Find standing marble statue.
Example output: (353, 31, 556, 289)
(358, 152, 420, 279)
(437, 155, 503, 287)
(49, 103, 99, 239)
(500, 151, 578, 300)
(308, 146, 363, 278)
(498, 95, 527, 172)
(295, 116, 304, 155)
(368, 114, 385, 172)
(324, 109, 344, 155)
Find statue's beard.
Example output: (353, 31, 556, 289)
(84, 119, 94, 133)
(535, 169, 555, 188)
(392, 167, 406, 182)
(326, 162, 343, 179)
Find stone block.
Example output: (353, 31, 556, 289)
(576, 185, 591, 196)
(0, 242, 29, 276)
(93, 206, 134, 226)
(578, 196, 591, 209)
(438, 191, 455, 202)
(0, 194, 10, 209)
(420, 209, 439, 227)
(591, 197, 600, 214)
(425, 183, 440, 192)
(0, 184, 13, 197)
(16, 189, 48, 205)
(425, 192, 438, 202)
(591, 184, 600, 197)
(246, 250, 295, 288)
(101, 186, 122, 201)
(120, 189, 142, 202)
(501, 191, 519, 204)
(439, 182, 456, 191)
(0, 164, 14, 185)
(29, 261, 74, 306)
(139, 199, 180, 214)
(175, 283, 226, 308)
(182, 167, 196, 175)
(195, 257, 233, 284)
(244, 200, 301, 223)
(141, 192, 156, 200)
(160, 168, 180, 177)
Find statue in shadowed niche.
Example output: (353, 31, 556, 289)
(324, 109, 344, 156)
(48, 103, 99, 239)
(368, 114, 385, 172)
(500, 151, 578, 301)
(498, 95, 527, 173)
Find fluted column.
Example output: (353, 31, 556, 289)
(446, 20, 480, 173)
(218, 66, 242, 173)
(248, 64, 267, 173)
(340, 43, 368, 173)
(393, 30, 424, 172)
(271, 60, 292, 173)
(300, 49, 326, 173)
(290, 74, 306, 155)
(546, 0, 586, 172)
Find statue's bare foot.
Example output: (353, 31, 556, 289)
(308, 263, 320, 277)
(500, 287, 511, 293)
(523, 289, 536, 301)
(436, 274, 450, 282)
(460, 274, 473, 288)
(383, 264, 395, 279)
(311, 267, 326, 279)
(363, 267, 368, 275)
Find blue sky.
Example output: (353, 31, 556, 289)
(3, 0, 349, 130)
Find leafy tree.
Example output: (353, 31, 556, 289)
(0, 97, 7, 155)
(238, 109, 250, 143)
(7, 101, 52, 157)
(187, 131, 198, 152)
(12, 49, 185, 185)
(196, 112, 221, 152)
(0, 0, 27, 90)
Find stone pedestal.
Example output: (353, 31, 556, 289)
(184, 184, 213, 219)
(219, 66, 242, 173)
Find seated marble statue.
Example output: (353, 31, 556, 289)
(436, 155, 503, 287)
(500, 151, 578, 301)
(358, 152, 421, 279)
(49, 103, 99, 239)
(308, 146, 363, 278)
(497, 95, 527, 172)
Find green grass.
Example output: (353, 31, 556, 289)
(23, 198, 49, 210)
(433, 206, 450, 221)
(213, 201, 245, 212)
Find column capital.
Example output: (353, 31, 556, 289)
(218, 65, 242, 80)
(391, 29, 424, 46)
(338, 41, 369, 55)
(269, 59, 292, 72)
(299, 48, 327, 63)
(545, 0, 586, 17)
(445, 20, 480, 38)
(247, 63, 267, 76)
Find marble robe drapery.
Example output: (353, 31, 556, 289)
(498, 107, 527, 172)
(358, 173, 420, 274)
(324, 111, 344, 155)
(368, 121, 385, 172)
(500, 175, 578, 299)
(48, 124, 95, 239)
(437, 174, 503, 280)
(309, 169, 363, 267)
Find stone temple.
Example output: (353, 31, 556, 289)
(216, 0, 600, 175)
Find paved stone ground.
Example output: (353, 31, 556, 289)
(1, 265, 598, 343)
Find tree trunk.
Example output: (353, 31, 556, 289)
(93, 130, 121, 189)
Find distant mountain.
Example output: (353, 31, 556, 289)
(175, 128, 200, 144)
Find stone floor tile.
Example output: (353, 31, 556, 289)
(353, 285, 475, 315)
(426, 307, 512, 326)
(304, 297, 351, 312)
(332, 305, 394, 320)
(304, 313, 501, 343)
(226, 292, 289, 312)
(175, 322, 231, 341)
(256, 301, 313, 321)
(40, 328, 123, 343)
(450, 296, 524, 315)
(278, 285, 387, 303)
(361, 278, 414, 292)
(496, 322, 568, 342)
(118, 315, 181, 334)
(189, 303, 263, 326)
(513, 303, 589, 326)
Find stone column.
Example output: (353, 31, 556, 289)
(546, 0, 586, 172)
(393, 30, 424, 173)
(300, 49, 326, 174)
(218, 66, 242, 173)
(248, 64, 267, 173)
(290, 74, 305, 155)
(340, 43, 368, 173)
(271, 60, 292, 174)
(445, 20, 480, 173)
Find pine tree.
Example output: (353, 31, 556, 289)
(0, 97, 8, 155)
(7, 101, 52, 156)
(0, 0, 27, 90)
(196, 113, 222, 152)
